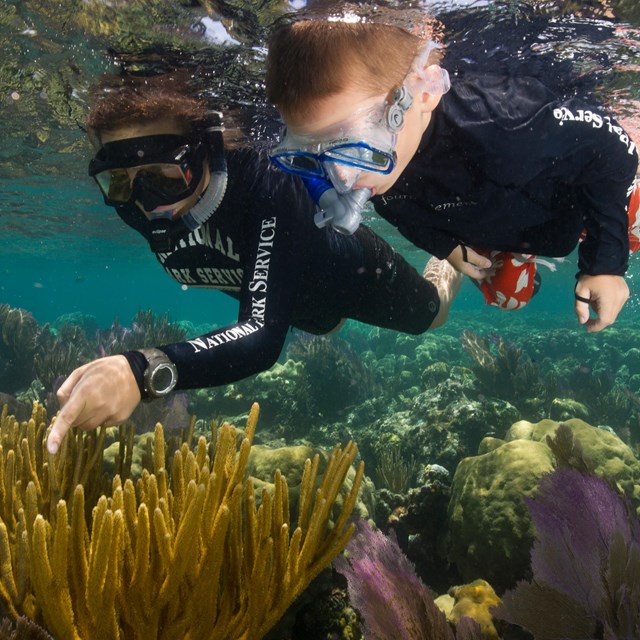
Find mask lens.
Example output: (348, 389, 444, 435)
(271, 152, 324, 178)
(94, 168, 133, 202)
(94, 162, 194, 206)
(322, 143, 394, 173)
(136, 164, 193, 197)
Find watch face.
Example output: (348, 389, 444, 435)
(150, 364, 177, 395)
(138, 348, 178, 398)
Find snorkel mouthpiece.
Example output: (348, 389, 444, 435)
(303, 176, 371, 235)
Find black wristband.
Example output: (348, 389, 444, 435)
(122, 350, 148, 399)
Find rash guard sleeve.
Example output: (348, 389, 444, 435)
(550, 102, 639, 276)
(157, 157, 311, 389)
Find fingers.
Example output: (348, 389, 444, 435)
(56, 364, 89, 407)
(574, 297, 591, 327)
(47, 355, 141, 455)
(460, 247, 493, 280)
(464, 247, 493, 270)
(47, 403, 78, 455)
(574, 275, 628, 333)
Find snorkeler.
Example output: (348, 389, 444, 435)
(265, 3, 639, 330)
(46, 74, 461, 454)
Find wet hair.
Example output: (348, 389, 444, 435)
(88, 75, 207, 136)
(87, 73, 244, 148)
(266, 9, 443, 119)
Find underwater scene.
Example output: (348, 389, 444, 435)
(2, 0, 640, 638)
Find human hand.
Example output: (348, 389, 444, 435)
(574, 274, 629, 333)
(446, 245, 493, 280)
(47, 355, 141, 454)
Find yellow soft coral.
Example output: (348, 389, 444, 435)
(0, 402, 364, 639)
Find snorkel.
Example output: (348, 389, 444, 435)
(150, 112, 227, 251)
(302, 176, 371, 235)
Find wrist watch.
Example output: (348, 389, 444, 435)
(136, 348, 178, 399)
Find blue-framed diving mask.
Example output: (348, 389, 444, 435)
(270, 86, 414, 234)
(270, 87, 410, 192)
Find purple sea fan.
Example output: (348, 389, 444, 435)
(496, 467, 640, 639)
(334, 519, 483, 639)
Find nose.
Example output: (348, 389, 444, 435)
(126, 167, 140, 185)
(326, 162, 362, 194)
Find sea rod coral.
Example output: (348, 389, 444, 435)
(0, 402, 364, 639)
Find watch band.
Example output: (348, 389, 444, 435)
(122, 350, 148, 398)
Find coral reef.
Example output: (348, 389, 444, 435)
(460, 330, 544, 408)
(286, 333, 380, 423)
(0, 306, 200, 420)
(448, 417, 640, 591)
(496, 466, 640, 638)
(334, 519, 485, 639)
(0, 616, 53, 640)
(445, 580, 502, 640)
(0, 305, 39, 394)
(32, 324, 91, 392)
(374, 465, 454, 594)
(0, 402, 364, 639)
(374, 445, 420, 494)
(97, 309, 188, 355)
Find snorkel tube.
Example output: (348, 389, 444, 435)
(302, 176, 371, 235)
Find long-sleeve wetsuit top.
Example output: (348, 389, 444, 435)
(373, 71, 639, 277)
(115, 148, 439, 390)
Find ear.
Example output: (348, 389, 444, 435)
(418, 90, 442, 113)
(416, 86, 443, 115)
(415, 65, 449, 113)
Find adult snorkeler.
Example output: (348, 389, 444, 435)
(46, 73, 461, 454)
(265, 2, 639, 329)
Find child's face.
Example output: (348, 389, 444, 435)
(281, 83, 432, 196)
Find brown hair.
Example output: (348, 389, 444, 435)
(88, 74, 207, 135)
(266, 20, 421, 118)
(87, 73, 245, 148)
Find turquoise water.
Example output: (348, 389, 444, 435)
(1, 0, 638, 330)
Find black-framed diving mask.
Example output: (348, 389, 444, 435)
(88, 134, 208, 213)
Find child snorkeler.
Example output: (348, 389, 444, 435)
(47, 73, 461, 454)
(265, 2, 639, 331)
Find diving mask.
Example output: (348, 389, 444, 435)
(270, 89, 409, 192)
(89, 134, 208, 213)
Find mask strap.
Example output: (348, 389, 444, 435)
(412, 40, 451, 97)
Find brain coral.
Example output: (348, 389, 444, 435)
(447, 418, 640, 592)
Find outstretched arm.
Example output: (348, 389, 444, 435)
(47, 158, 310, 453)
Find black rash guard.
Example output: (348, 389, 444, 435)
(373, 72, 639, 277)
(115, 148, 439, 390)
